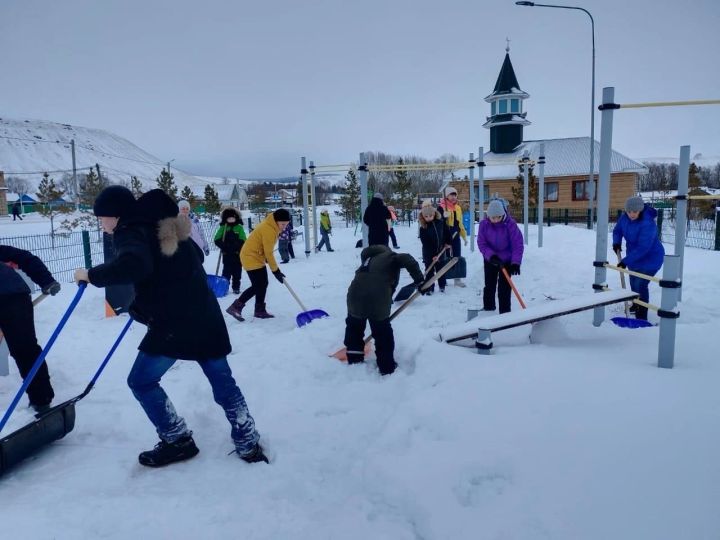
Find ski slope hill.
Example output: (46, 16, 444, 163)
(0, 117, 205, 191)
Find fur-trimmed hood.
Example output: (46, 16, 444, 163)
(158, 215, 192, 256)
(120, 189, 191, 256)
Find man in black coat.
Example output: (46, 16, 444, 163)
(363, 192, 391, 246)
(0, 246, 61, 412)
(74, 186, 267, 467)
(12, 201, 23, 221)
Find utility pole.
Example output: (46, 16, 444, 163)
(96, 163, 103, 183)
(71, 139, 79, 211)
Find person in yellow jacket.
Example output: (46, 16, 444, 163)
(439, 186, 468, 287)
(226, 208, 290, 321)
(316, 209, 334, 252)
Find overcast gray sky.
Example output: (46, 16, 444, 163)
(2, 0, 718, 178)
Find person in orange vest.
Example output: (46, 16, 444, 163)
(438, 187, 467, 287)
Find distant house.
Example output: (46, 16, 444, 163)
(0, 172, 7, 217)
(188, 183, 248, 209)
(5, 192, 39, 214)
(447, 49, 646, 214)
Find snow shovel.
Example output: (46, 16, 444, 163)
(283, 279, 329, 327)
(207, 226, 230, 298)
(609, 250, 654, 329)
(0, 283, 86, 476)
(0, 313, 133, 477)
(501, 267, 527, 309)
(330, 257, 459, 361)
(394, 246, 449, 302)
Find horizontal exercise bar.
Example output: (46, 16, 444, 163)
(605, 263, 661, 283)
(619, 99, 720, 109)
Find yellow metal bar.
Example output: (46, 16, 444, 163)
(313, 164, 354, 169)
(605, 263, 662, 283)
(686, 194, 720, 200)
(632, 298, 660, 312)
(619, 99, 720, 109)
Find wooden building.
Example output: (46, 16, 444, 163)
(447, 49, 645, 214)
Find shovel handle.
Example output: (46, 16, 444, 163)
(32, 293, 49, 307)
(283, 279, 308, 312)
(501, 267, 527, 309)
(615, 249, 629, 317)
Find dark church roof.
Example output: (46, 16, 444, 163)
(493, 53, 520, 93)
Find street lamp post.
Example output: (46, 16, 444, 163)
(516, 1, 596, 227)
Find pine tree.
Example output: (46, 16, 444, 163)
(156, 168, 178, 201)
(390, 158, 414, 221)
(339, 168, 361, 223)
(79, 167, 108, 208)
(130, 176, 144, 198)
(204, 184, 221, 216)
(510, 162, 538, 219)
(181, 185, 198, 207)
(36, 172, 69, 242)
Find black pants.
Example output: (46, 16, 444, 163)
(389, 228, 398, 248)
(288, 241, 295, 259)
(483, 262, 512, 313)
(0, 294, 54, 406)
(344, 316, 396, 375)
(239, 267, 269, 309)
(423, 259, 447, 292)
(221, 254, 242, 292)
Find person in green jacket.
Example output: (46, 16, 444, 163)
(214, 207, 246, 294)
(316, 209, 334, 252)
(344, 245, 426, 375)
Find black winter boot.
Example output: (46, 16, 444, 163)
(226, 300, 245, 322)
(138, 434, 199, 467)
(254, 303, 274, 319)
(239, 443, 269, 464)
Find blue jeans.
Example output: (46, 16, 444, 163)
(127, 352, 260, 455)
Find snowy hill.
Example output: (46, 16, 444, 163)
(0, 117, 206, 192)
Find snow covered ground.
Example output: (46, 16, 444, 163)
(1, 213, 719, 539)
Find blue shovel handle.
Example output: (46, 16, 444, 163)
(0, 283, 87, 435)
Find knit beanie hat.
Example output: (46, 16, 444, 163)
(93, 185, 136, 217)
(373, 192, 384, 200)
(487, 199, 506, 218)
(625, 196, 644, 212)
(177, 200, 191, 211)
(273, 208, 291, 222)
(421, 200, 435, 219)
(445, 187, 458, 197)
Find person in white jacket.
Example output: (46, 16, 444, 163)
(178, 200, 209, 256)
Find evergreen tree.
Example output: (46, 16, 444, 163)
(36, 172, 70, 241)
(181, 185, 198, 207)
(79, 167, 108, 208)
(204, 184, 221, 216)
(130, 176, 144, 198)
(338, 168, 361, 223)
(389, 158, 415, 220)
(510, 161, 538, 219)
(156, 168, 178, 201)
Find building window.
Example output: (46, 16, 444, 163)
(473, 185, 491, 201)
(510, 99, 520, 113)
(498, 100, 508, 114)
(544, 182, 559, 202)
(573, 180, 589, 200)
(491, 101, 496, 115)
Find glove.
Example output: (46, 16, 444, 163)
(416, 281, 432, 295)
(617, 260, 627, 269)
(508, 263, 521, 276)
(272, 269, 285, 283)
(612, 243, 621, 253)
(489, 255, 503, 267)
(42, 281, 61, 296)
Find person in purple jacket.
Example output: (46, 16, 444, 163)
(477, 199, 524, 313)
(612, 196, 665, 321)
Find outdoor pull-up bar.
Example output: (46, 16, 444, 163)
(613, 98, 720, 110)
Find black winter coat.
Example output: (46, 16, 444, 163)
(418, 212, 453, 264)
(363, 198, 391, 246)
(346, 245, 423, 320)
(0, 245, 54, 296)
(88, 190, 231, 360)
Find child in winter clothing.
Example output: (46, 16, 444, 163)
(418, 201, 453, 294)
(316, 209, 334, 252)
(226, 208, 291, 321)
(477, 199, 524, 313)
(387, 205, 400, 248)
(74, 186, 267, 467)
(178, 200, 209, 258)
(439, 187, 468, 287)
(363, 193, 391, 246)
(278, 219, 293, 263)
(344, 245, 425, 376)
(0, 246, 61, 412)
(613, 196, 665, 321)
(214, 207, 246, 294)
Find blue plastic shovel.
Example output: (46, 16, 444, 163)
(283, 280, 329, 327)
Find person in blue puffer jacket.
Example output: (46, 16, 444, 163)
(612, 196, 665, 321)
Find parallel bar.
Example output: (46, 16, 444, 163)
(619, 99, 720, 109)
(604, 263, 662, 283)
